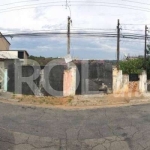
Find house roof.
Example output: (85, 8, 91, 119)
(0, 32, 11, 45)
(0, 50, 29, 59)
(0, 51, 19, 59)
(10, 50, 29, 56)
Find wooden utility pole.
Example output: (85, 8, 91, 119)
(67, 16, 71, 55)
(144, 25, 148, 61)
(117, 19, 120, 70)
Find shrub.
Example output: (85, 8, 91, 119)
(119, 58, 144, 75)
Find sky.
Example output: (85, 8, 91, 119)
(0, 0, 150, 60)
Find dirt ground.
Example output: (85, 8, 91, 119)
(13, 95, 74, 106)
(71, 92, 145, 106)
(11, 92, 145, 107)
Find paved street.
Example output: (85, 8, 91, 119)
(0, 102, 150, 150)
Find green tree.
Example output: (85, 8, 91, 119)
(146, 44, 150, 54)
(28, 55, 57, 66)
(119, 58, 144, 74)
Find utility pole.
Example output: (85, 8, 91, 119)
(66, 16, 72, 69)
(117, 19, 120, 70)
(144, 25, 148, 61)
(67, 16, 71, 55)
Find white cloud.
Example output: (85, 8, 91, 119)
(0, 0, 149, 59)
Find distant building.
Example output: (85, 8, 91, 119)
(0, 50, 28, 59)
(0, 32, 29, 65)
(0, 32, 29, 91)
(0, 32, 10, 50)
(126, 55, 143, 60)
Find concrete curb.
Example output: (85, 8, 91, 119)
(0, 96, 150, 110)
(129, 98, 150, 104)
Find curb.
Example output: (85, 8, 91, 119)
(129, 98, 150, 104)
(0, 96, 150, 110)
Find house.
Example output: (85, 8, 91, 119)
(0, 32, 10, 50)
(0, 50, 29, 65)
(0, 32, 29, 64)
(0, 32, 29, 91)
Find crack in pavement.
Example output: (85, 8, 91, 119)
(0, 103, 150, 149)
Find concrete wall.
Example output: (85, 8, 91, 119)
(24, 51, 28, 59)
(113, 67, 123, 93)
(43, 65, 65, 96)
(63, 67, 76, 96)
(75, 62, 112, 95)
(0, 61, 4, 89)
(139, 71, 147, 93)
(0, 51, 18, 59)
(113, 67, 147, 94)
(21, 51, 28, 65)
(0, 51, 28, 63)
(7, 63, 66, 96)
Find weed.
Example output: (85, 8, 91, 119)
(68, 98, 72, 103)
(18, 99, 23, 102)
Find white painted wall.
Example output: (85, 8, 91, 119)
(0, 51, 18, 59)
(139, 71, 147, 93)
(113, 67, 147, 94)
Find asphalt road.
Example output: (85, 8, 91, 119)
(0, 102, 150, 150)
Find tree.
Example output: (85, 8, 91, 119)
(146, 44, 150, 54)
(28, 55, 57, 66)
(119, 58, 144, 74)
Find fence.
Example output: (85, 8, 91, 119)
(7, 60, 113, 96)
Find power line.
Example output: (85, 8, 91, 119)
(72, 27, 116, 31)
(121, 40, 145, 43)
(1, 28, 145, 33)
(121, 0, 150, 6)
(69, 5, 150, 12)
(1, 31, 149, 40)
(0, 0, 35, 7)
(1, 0, 150, 10)
(71, 1, 150, 11)
(0, 1, 64, 11)
(0, 4, 63, 13)
(1, 1, 150, 13)
(2, 0, 150, 11)
(121, 29, 144, 32)
(121, 23, 150, 25)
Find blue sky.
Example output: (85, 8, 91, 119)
(0, 0, 150, 59)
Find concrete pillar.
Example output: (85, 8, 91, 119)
(113, 67, 122, 93)
(139, 71, 147, 93)
(122, 75, 129, 93)
(63, 67, 76, 96)
(4, 69, 8, 91)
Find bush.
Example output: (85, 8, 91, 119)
(119, 58, 144, 75)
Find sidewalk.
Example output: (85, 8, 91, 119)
(0, 92, 150, 109)
(70, 93, 150, 107)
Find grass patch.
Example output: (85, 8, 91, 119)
(13, 95, 74, 106)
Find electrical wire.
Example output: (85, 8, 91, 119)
(121, 0, 150, 6)
(0, 31, 149, 41)
(0, 1, 64, 11)
(121, 29, 144, 32)
(69, 1, 150, 11)
(1, 0, 150, 11)
(121, 24, 150, 25)
(72, 28, 116, 31)
(1, 0, 150, 9)
(121, 39, 145, 43)
(1, 1, 150, 13)
(0, 0, 36, 7)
